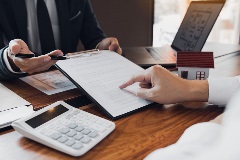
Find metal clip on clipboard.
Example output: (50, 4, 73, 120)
(66, 49, 100, 59)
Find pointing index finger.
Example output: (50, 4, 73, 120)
(119, 72, 147, 89)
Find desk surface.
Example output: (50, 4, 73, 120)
(0, 43, 239, 160)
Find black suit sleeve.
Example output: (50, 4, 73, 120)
(0, 2, 26, 80)
(0, 46, 27, 81)
(0, 26, 24, 80)
(80, 0, 106, 49)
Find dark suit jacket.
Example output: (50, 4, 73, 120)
(0, 0, 106, 80)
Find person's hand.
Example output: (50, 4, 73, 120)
(97, 37, 122, 55)
(210, 114, 223, 124)
(119, 65, 209, 104)
(7, 39, 63, 74)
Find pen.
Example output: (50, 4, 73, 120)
(15, 53, 35, 58)
(14, 53, 68, 60)
(49, 55, 69, 60)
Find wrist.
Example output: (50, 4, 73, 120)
(5, 47, 21, 72)
(184, 80, 209, 102)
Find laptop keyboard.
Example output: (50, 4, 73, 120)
(145, 48, 176, 62)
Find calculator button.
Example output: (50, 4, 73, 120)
(73, 133, 84, 140)
(70, 116, 77, 121)
(51, 124, 64, 131)
(75, 126, 84, 132)
(50, 133, 62, 140)
(58, 120, 71, 126)
(65, 139, 76, 146)
(96, 119, 105, 125)
(72, 142, 83, 150)
(67, 123, 78, 129)
(82, 120, 91, 126)
(58, 136, 69, 143)
(81, 136, 91, 143)
(72, 110, 80, 115)
(88, 131, 98, 138)
(76, 118, 86, 125)
(81, 128, 91, 135)
(90, 124, 106, 133)
(78, 111, 85, 116)
(89, 117, 98, 122)
(67, 130, 77, 137)
(59, 128, 70, 134)
(76, 118, 90, 126)
(66, 114, 74, 119)
(48, 124, 56, 128)
(83, 114, 91, 120)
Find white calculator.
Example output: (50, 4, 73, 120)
(11, 101, 115, 157)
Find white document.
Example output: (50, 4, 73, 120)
(20, 70, 76, 95)
(56, 50, 152, 118)
(0, 105, 34, 128)
(0, 83, 34, 128)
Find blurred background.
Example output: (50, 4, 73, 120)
(91, 0, 239, 47)
(153, 0, 240, 46)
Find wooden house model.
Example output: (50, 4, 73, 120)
(177, 52, 214, 80)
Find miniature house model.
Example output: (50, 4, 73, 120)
(177, 52, 214, 80)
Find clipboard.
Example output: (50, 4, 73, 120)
(55, 50, 154, 120)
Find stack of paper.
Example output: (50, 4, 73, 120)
(0, 83, 34, 128)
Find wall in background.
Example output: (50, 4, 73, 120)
(91, 0, 154, 47)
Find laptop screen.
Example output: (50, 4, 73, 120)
(171, 1, 225, 52)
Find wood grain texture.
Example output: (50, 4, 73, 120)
(0, 104, 223, 160)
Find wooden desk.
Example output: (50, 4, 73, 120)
(0, 46, 239, 160)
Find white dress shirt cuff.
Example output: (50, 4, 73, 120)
(3, 48, 24, 74)
(95, 42, 100, 49)
(208, 76, 240, 105)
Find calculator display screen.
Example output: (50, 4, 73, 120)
(26, 105, 69, 128)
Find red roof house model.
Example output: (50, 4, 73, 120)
(177, 51, 215, 80)
(177, 52, 214, 68)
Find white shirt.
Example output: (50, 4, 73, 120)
(3, 0, 60, 73)
(145, 76, 240, 160)
(25, 0, 60, 54)
(208, 76, 240, 105)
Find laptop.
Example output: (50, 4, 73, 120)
(123, 0, 226, 67)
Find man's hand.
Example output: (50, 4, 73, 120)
(210, 114, 223, 124)
(7, 39, 63, 74)
(119, 65, 209, 105)
(97, 37, 122, 54)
